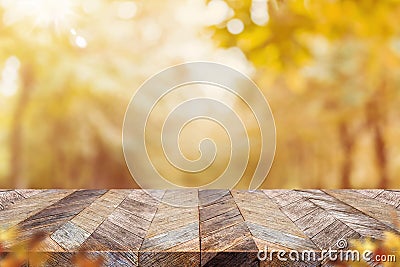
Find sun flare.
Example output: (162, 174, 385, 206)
(1, 0, 76, 31)
(32, 0, 75, 28)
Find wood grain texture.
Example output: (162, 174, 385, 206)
(297, 190, 395, 240)
(0, 189, 399, 267)
(15, 189, 45, 198)
(51, 221, 91, 251)
(70, 189, 131, 236)
(233, 190, 317, 252)
(12, 190, 106, 248)
(323, 189, 400, 233)
(48, 190, 131, 251)
(80, 190, 163, 266)
(200, 190, 258, 267)
(374, 190, 400, 208)
(140, 189, 199, 267)
(0, 190, 75, 231)
(353, 189, 384, 198)
(0, 190, 25, 211)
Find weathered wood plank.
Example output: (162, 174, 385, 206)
(43, 252, 74, 267)
(70, 189, 131, 235)
(323, 189, 400, 232)
(79, 218, 144, 267)
(34, 236, 65, 252)
(32, 252, 134, 267)
(312, 220, 361, 250)
(246, 222, 317, 251)
(106, 191, 158, 241)
(266, 191, 345, 243)
(0, 190, 75, 230)
(128, 189, 165, 206)
(270, 192, 357, 264)
(263, 190, 303, 207)
(0, 190, 25, 211)
(15, 189, 46, 198)
(141, 222, 198, 250)
(261, 189, 289, 198)
(294, 207, 337, 238)
(268, 190, 384, 266)
(200, 190, 258, 267)
(120, 190, 164, 222)
(238, 191, 314, 246)
(140, 189, 199, 267)
(11, 190, 106, 248)
(88, 252, 138, 267)
(0, 189, 398, 266)
(50, 221, 91, 251)
(234, 191, 317, 253)
(80, 190, 161, 264)
(200, 208, 242, 238)
(198, 189, 231, 207)
(274, 196, 318, 222)
(374, 190, 400, 208)
(298, 190, 394, 240)
(354, 189, 384, 198)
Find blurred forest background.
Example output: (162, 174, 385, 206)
(0, 0, 399, 189)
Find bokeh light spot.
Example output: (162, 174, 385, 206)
(227, 18, 244, 35)
(75, 36, 87, 48)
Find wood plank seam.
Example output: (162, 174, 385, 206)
(291, 190, 359, 240)
(297, 191, 370, 238)
(322, 189, 400, 233)
(230, 190, 266, 250)
(0, 190, 77, 232)
(374, 190, 400, 209)
(0, 190, 28, 211)
(51, 190, 132, 251)
(200, 190, 258, 267)
(139, 190, 199, 267)
(261, 190, 321, 250)
(20, 190, 107, 249)
(297, 190, 395, 240)
(63, 189, 132, 250)
(2, 189, 400, 266)
(136, 190, 165, 258)
(197, 189, 201, 266)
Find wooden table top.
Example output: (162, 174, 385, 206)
(0, 189, 399, 266)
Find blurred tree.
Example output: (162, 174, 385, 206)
(0, 0, 145, 187)
(210, 0, 400, 188)
(1, 0, 252, 188)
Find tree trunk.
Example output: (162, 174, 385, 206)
(8, 64, 33, 188)
(372, 122, 388, 188)
(366, 102, 388, 188)
(366, 81, 388, 188)
(338, 121, 354, 189)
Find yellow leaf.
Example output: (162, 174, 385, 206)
(0, 228, 17, 243)
(383, 232, 400, 252)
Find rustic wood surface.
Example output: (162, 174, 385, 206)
(0, 189, 399, 266)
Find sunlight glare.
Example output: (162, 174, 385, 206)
(1, 0, 76, 31)
(0, 56, 20, 97)
(75, 36, 87, 48)
(33, 0, 75, 29)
